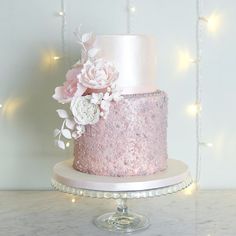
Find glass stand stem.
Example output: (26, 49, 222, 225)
(94, 198, 150, 233)
(116, 198, 128, 214)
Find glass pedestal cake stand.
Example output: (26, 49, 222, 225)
(51, 159, 192, 233)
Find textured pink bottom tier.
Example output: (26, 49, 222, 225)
(73, 90, 168, 177)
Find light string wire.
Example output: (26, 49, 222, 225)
(195, 0, 203, 225)
(195, 0, 204, 225)
(59, 0, 71, 150)
(127, 0, 135, 34)
(60, 0, 67, 71)
(195, 0, 204, 184)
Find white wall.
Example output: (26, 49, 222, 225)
(0, 0, 235, 189)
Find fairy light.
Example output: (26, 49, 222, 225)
(66, 142, 70, 147)
(60, 0, 65, 56)
(199, 142, 213, 148)
(207, 13, 221, 33)
(195, 0, 204, 184)
(71, 198, 76, 203)
(58, 11, 64, 16)
(205, 142, 213, 147)
(59, 0, 67, 70)
(1, 97, 25, 119)
(178, 49, 196, 71)
(199, 12, 221, 33)
(183, 182, 197, 196)
(46, 0, 67, 68)
(194, 1, 220, 184)
(0, 104, 2, 108)
(129, 6, 136, 13)
(186, 103, 202, 117)
(53, 56, 61, 61)
(127, 0, 135, 34)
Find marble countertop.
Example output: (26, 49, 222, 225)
(0, 190, 235, 236)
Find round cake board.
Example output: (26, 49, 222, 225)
(52, 159, 190, 192)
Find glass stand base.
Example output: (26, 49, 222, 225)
(94, 199, 150, 233)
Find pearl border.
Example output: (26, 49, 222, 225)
(51, 175, 192, 199)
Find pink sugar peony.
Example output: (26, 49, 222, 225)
(53, 67, 86, 104)
(77, 59, 119, 90)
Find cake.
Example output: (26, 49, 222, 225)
(53, 32, 168, 177)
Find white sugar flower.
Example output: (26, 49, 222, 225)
(100, 100, 110, 111)
(91, 92, 103, 105)
(72, 125, 85, 139)
(103, 111, 109, 120)
(111, 84, 123, 102)
(112, 92, 123, 102)
(103, 92, 113, 102)
(70, 95, 100, 125)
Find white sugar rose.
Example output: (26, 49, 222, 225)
(70, 95, 100, 125)
(77, 59, 119, 89)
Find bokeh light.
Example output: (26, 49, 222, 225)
(186, 103, 202, 117)
(207, 12, 222, 33)
(1, 97, 26, 119)
(183, 182, 197, 196)
(177, 49, 195, 71)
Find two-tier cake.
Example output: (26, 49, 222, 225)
(53, 32, 168, 177)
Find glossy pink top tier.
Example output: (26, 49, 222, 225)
(73, 90, 168, 177)
(94, 35, 158, 94)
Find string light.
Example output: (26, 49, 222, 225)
(182, 6, 221, 186)
(207, 13, 221, 33)
(183, 182, 197, 195)
(129, 6, 136, 13)
(178, 49, 196, 71)
(199, 142, 213, 148)
(0, 104, 2, 108)
(199, 12, 221, 33)
(71, 198, 76, 203)
(66, 142, 70, 147)
(194, 1, 220, 184)
(195, 0, 204, 184)
(127, 0, 135, 34)
(58, 11, 64, 16)
(186, 103, 202, 117)
(52, 56, 61, 61)
(59, 0, 68, 70)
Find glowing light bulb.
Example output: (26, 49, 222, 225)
(129, 6, 136, 13)
(199, 12, 222, 33)
(0, 104, 2, 108)
(53, 56, 61, 61)
(199, 142, 213, 148)
(71, 198, 76, 203)
(207, 13, 221, 33)
(186, 103, 202, 117)
(58, 11, 64, 16)
(178, 49, 195, 71)
(66, 142, 70, 147)
(1, 97, 25, 119)
(183, 182, 197, 196)
(206, 142, 213, 147)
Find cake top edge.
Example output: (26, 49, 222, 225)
(96, 34, 156, 39)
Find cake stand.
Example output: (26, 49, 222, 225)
(51, 159, 192, 233)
